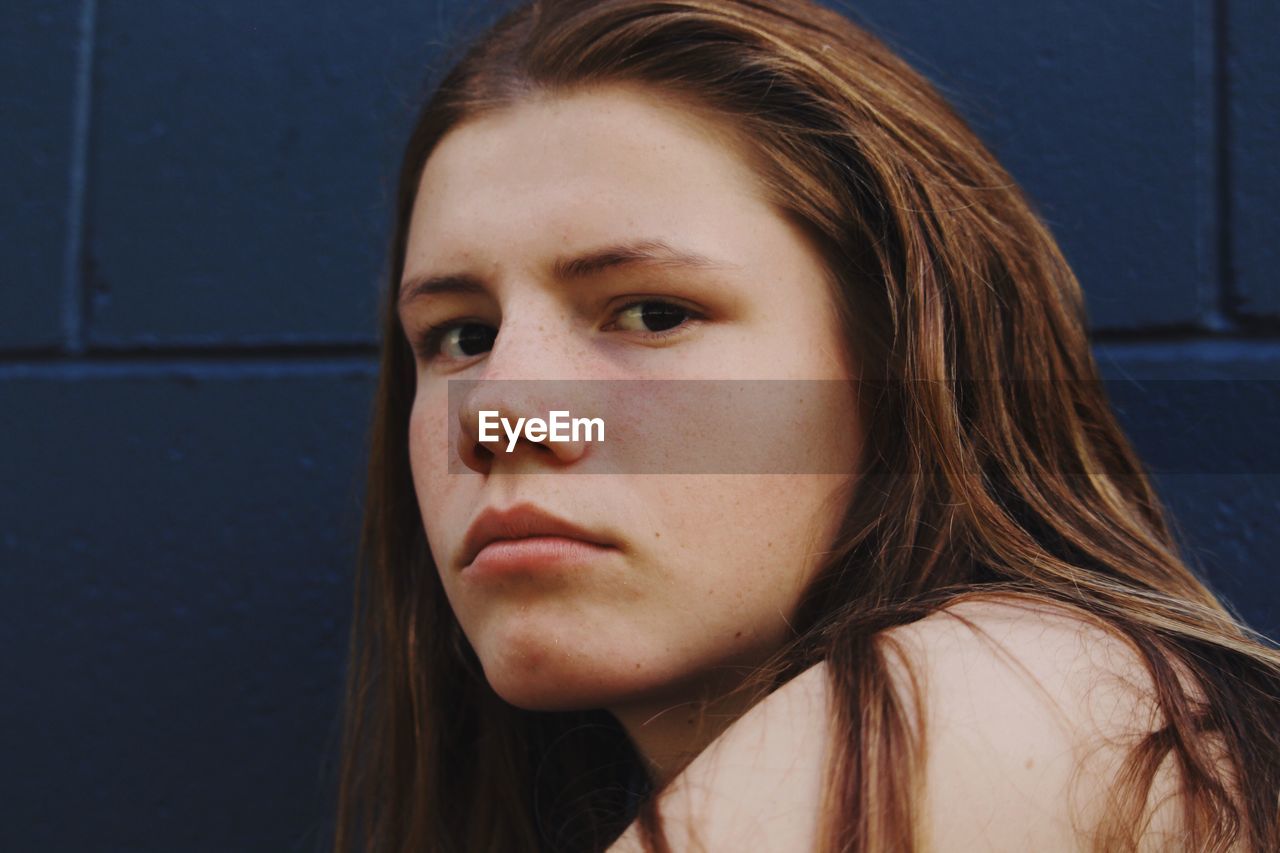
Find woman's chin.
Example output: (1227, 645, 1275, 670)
(474, 639, 662, 712)
(481, 663, 629, 711)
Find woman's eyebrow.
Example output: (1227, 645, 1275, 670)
(398, 238, 737, 309)
(551, 238, 736, 279)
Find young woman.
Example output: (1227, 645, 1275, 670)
(334, 1, 1280, 850)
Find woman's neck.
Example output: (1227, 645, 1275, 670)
(609, 669, 770, 788)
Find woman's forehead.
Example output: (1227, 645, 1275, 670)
(405, 86, 774, 260)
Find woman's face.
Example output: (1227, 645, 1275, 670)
(399, 85, 862, 723)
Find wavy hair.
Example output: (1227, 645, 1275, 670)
(333, 1, 1280, 850)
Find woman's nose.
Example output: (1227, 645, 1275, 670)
(477, 297, 597, 381)
(452, 310, 596, 474)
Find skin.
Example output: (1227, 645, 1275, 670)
(397, 84, 862, 782)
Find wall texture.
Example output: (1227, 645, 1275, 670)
(3, 1, 1277, 850)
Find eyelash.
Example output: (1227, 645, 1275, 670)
(408, 299, 704, 362)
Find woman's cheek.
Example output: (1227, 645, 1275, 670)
(637, 475, 834, 619)
(409, 385, 467, 566)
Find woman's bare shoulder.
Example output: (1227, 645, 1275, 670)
(880, 593, 1193, 852)
(606, 661, 833, 852)
(609, 594, 1210, 852)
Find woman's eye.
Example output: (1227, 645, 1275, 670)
(613, 300, 697, 334)
(441, 323, 497, 358)
(416, 322, 496, 361)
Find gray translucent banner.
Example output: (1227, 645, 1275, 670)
(439, 380, 1280, 475)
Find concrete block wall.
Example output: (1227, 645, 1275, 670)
(3, 1, 1276, 849)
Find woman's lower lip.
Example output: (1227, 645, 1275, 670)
(463, 536, 617, 578)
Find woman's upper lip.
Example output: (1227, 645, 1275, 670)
(459, 503, 616, 569)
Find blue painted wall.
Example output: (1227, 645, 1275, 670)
(3, 1, 1276, 849)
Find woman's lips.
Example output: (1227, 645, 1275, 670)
(459, 502, 618, 572)
(463, 535, 619, 578)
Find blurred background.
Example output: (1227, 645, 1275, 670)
(3, 1, 1278, 850)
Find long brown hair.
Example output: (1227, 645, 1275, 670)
(333, 1, 1280, 850)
